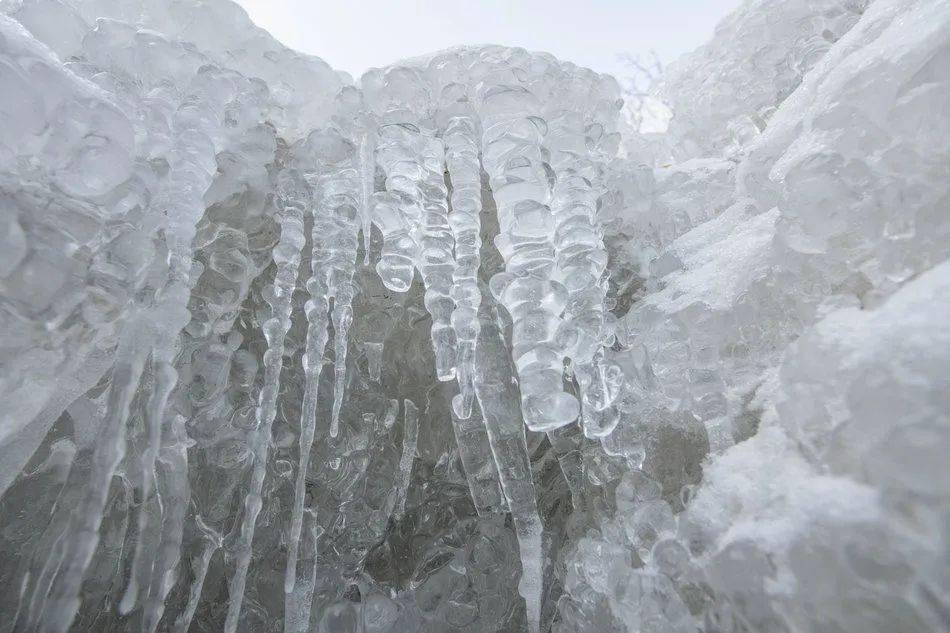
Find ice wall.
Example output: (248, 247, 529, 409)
(0, 0, 947, 632)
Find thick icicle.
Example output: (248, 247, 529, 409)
(392, 399, 419, 520)
(33, 69, 231, 632)
(225, 169, 307, 633)
(476, 80, 579, 432)
(418, 135, 458, 380)
(450, 396, 505, 515)
(30, 324, 151, 633)
(473, 297, 545, 633)
(542, 85, 624, 437)
(441, 96, 484, 419)
(287, 129, 360, 593)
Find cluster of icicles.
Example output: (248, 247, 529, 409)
(19, 44, 626, 633)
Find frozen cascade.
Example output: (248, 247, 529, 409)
(2, 2, 949, 633)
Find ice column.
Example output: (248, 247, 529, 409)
(477, 80, 579, 431)
(225, 169, 307, 633)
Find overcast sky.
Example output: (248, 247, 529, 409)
(234, 0, 740, 82)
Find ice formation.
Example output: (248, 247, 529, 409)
(0, 0, 948, 632)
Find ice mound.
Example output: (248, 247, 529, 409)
(0, 0, 947, 631)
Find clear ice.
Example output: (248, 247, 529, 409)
(1, 1, 948, 632)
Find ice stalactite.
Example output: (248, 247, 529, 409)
(27, 67, 236, 633)
(440, 88, 484, 419)
(367, 68, 428, 295)
(225, 169, 307, 633)
(473, 297, 544, 633)
(174, 515, 222, 633)
(477, 80, 580, 432)
(359, 124, 378, 266)
(543, 80, 625, 439)
(141, 414, 192, 633)
(392, 399, 419, 521)
(419, 135, 458, 381)
(367, 68, 459, 381)
(285, 510, 324, 633)
(449, 401, 505, 515)
(286, 128, 360, 593)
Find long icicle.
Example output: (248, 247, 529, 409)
(443, 104, 483, 419)
(225, 169, 307, 633)
(287, 128, 361, 592)
(33, 77, 227, 633)
(141, 414, 192, 633)
(419, 135, 458, 381)
(173, 515, 222, 633)
(473, 297, 545, 633)
(359, 123, 377, 266)
(392, 399, 419, 521)
(449, 396, 505, 515)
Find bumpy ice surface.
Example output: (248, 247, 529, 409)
(0, 0, 947, 632)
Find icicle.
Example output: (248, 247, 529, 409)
(450, 395, 504, 515)
(442, 103, 483, 418)
(364, 342, 384, 382)
(287, 129, 360, 592)
(141, 414, 192, 633)
(119, 357, 177, 616)
(30, 324, 150, 633)
(32, 72, 231, 631)
(359, 125, 377, 265)
(329, 285, 354, 438)
(476, 82, 580, 433)
(285, 509, 324, 633)
(418, 135, 458, 380)
(174, 515, 222, 633)
(372, 119, 457, 379)
(225, 169, 307, 633)
(392, 399, 419, 520)
(543, 81, 625, 437)
(285, 279, 329, 594)
(372, 123, 423, 294)
(473, 300, 545, 633)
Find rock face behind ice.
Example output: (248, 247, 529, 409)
(0, 0, 948, 632)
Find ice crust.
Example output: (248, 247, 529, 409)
(0, 0, 948, 631)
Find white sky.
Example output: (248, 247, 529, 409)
(234, 0, 741, 83)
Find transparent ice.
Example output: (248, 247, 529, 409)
(0, 0, 948, 632)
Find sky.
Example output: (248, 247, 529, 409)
(233, 0, 741, 83)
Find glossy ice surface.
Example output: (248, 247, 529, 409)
(0, 0, 947, 632)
